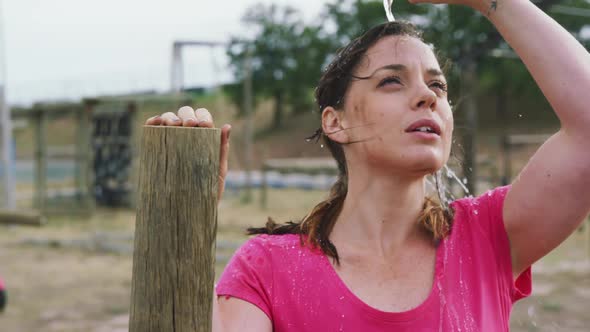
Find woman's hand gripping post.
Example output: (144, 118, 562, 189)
(145, 106, 232, 203)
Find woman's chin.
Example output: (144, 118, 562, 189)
(361, 147, 449, 176)
(405, 150, 444, 167)
(403, 155, 446, 177)
(369, 156, 443, 177)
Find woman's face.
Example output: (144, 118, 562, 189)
(324, 35, 453, 176)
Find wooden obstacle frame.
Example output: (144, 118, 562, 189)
(11, 95, 195, 216)
(92, 95, 194, 209)
(11, 101, 95, 216)
(89, 98, 137, 207)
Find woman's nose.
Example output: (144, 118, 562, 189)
(411, 85, 437, 111)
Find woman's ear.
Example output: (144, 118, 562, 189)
(322, 106, 348, 144)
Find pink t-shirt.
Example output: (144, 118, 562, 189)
(216, 186, 532, 331)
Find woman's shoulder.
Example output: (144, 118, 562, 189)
(245, 233, 301, 246)
(446, 185, 513, 247)
(236, 233, 308, 256)
(450, 185, 511, 217)
(224, 233, 320, 280)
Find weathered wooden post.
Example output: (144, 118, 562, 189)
(130, 126, 220, 332)
(33, 108, 47, 213)
(75, 104, 94, 212)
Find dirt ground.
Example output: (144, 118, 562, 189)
(0, 189, 588, 331)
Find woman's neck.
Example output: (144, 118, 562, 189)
(330, 170, 428, 260)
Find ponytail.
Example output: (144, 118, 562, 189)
(247, 174, 347, 263)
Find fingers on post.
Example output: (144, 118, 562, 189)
(220, 124, 231, 148)
(177, 106, 198, 127)
(159, 106, 213, 127)
(217, 124, 231, 202)
(219, 124, 231, 179)
(195, 108, 214, 128)
(161, 112, 182, 126)
(145, 115, 162, 125)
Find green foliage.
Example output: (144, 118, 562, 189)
(226, 4, 331, 127)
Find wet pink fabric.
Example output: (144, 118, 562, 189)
(216, 186, 532, 331)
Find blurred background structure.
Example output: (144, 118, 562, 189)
(0, 0, 15, 210)
(0, 0, 589, 331)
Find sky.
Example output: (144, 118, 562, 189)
(1, 0, 332, 105)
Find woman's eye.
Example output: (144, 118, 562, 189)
(430, 81, 448, 92)
(378, 76, 401, 88)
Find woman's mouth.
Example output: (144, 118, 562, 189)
(405, 119, 442, 136)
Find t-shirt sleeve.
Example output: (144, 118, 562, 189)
(469, 185, 532, 303)
(215, 236, 274, 320)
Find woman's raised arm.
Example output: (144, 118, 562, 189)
(412, 0, 590, 275)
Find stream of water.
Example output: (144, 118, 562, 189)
(383, 0, 395, 22)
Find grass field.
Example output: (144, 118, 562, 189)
(0, 188, 588, 331)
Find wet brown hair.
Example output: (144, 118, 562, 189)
(248, 21, 453, 264)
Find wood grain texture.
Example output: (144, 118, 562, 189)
(130, 126, 220, 332)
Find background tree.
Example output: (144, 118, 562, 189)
(226, 4, 331, 129)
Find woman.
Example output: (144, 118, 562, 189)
(146, 0, 590, 330)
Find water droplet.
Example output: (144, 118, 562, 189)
(442, 165, 470, 195)
(518, 114, 523, 118)
(320, 144, 324, 148)
(306, 138, 311, 142)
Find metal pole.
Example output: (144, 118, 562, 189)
(0, 1, 15, 209)
(169, 40, 226, 95)
(170, 43, 183, 94)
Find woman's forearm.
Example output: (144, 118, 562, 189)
(212, 294, 224, 332)
(484, 0, 590, 134)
